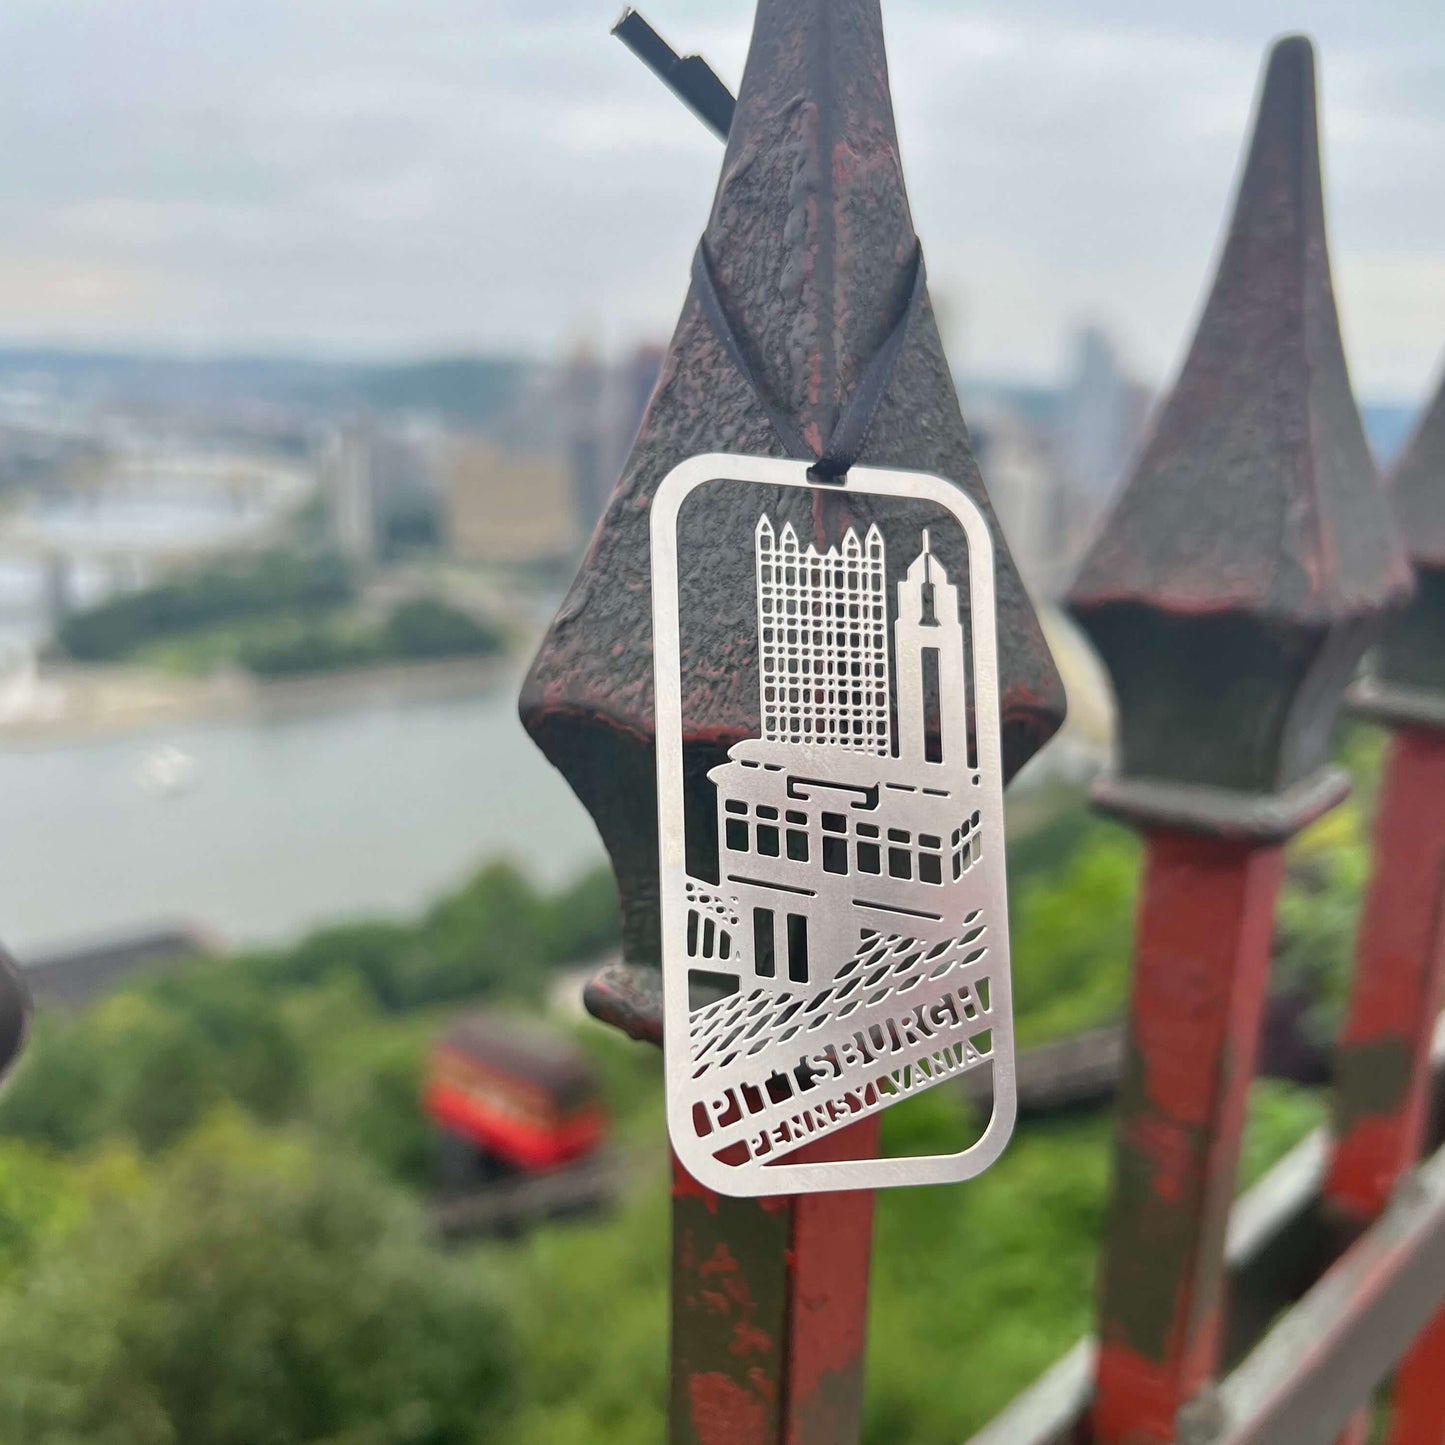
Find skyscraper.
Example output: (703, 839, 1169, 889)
(754, 516, 890, 753)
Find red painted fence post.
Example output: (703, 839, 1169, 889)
(1336, 368, 1445, 1445)
(521, 4, 1065, 1442)
(1081, 833, 1292, 1445)
(1326, 730, 1445, 1226)
(1067, 36, 1410, 1445)
(669, 1119, 882, 1445)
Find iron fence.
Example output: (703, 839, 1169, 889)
(524, 5, 1445, 1442)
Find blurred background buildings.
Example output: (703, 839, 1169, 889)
(0, 304, 1419, 961)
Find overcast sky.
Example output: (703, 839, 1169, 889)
(1, 0, 1441, 401)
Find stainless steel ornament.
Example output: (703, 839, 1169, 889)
(651, 454, 1016, 1195)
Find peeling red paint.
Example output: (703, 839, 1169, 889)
(1329, 1115, 1412, 1223)
(731, 1320, 774, 1360)
(1328, 730, 1445, 1445)
(1091, 834, 1285, 1445)
(785, 1117, 880, 1444)
(1327, 730, 1445, 1222)
(672, 1118, 878, 1445)
(1389, 1306, 1445, 1445)
(1093, 1342, 1183, 1445)
(1125, 1115, 1197, 1206)
(689, 1372, 770, 1445)
(1335, 1410, 1372, 1445)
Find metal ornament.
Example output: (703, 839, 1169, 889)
(651, 454, 1015, 1195)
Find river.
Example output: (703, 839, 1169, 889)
(0, 466, 1103, 961)
(0, 459, 607, 959)
(0, 673, 604, 960)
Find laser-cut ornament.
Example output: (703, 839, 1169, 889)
(653, 455, 1014, 1195)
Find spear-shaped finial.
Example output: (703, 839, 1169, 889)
(1066, 39, 1412, 1445)
(1389, 367, 1445, 570)
(523, 0, 1064, 1016)
(1069, 34, 1410, 814)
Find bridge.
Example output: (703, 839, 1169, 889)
(0, 453, 315, 633)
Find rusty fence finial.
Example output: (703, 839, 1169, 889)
(522, 0, 1063, 1034)
(1072, 33, 1409, 819)
(1066, 33, 1409, 1445)
(1355, 361, 1445, 720)
(522, 1, 1063, 1440)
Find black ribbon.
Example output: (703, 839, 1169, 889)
(690, 239, 927, 482)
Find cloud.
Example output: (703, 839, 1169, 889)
(0, 0, 1439, 401)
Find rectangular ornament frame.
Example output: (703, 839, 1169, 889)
(651, 454, 1015, 1195)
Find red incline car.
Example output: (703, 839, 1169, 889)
(424, 1013, 609, 1173)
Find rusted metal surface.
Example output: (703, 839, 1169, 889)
(967, 1021, 1445, 1445)
(1062, 34, 1410, 1445)
(1383, 362, 1445, 577)
(523, 0, 1064, 998)
(671, 1153, 789, 1445)
(1089, 836, 1287, 1445)
(524, 4, 1063, 1441)
(1068, 35, 1410, 802)
(1329, 361, 1445, 1445)
(1326, 731, 1445, 1222)
(1191, 1139, 1445, 1445)
(1351, 361, 1445, 1445)
(583, 959, 665, 1046)
(1358, 364, 1445, 719)
(1387, 1305, 1445, 1445)
(670, 1117, 880, 1445)
(1087, 770, 1348, 846)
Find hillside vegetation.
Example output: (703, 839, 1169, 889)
(0, 750, 1377, 1443)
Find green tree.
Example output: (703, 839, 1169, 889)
(0, 982, 307, 1157)
(382, 600, 503, 660)
(0, 1117, 516, 1445)
(1008, 829, 1140, 1047)
(57, 551, 354, 663)
(0, 1014, 108, 1152)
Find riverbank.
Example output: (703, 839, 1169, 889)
(0, 649, 526, 748)
(0, 677, 601, 956)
